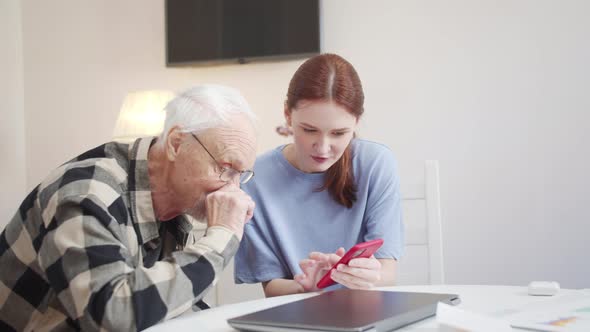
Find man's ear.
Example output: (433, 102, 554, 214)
(166, 126, 183, 161)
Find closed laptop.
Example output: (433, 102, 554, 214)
(227, 289, 460, 332)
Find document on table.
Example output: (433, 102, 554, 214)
(436, 302, 512, 332)
(507, 290, 590, 332)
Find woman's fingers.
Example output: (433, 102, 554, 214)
(309, 248, 344, 266)
(329, 256, 382, 288)
(348, 255, 381, 270)
(330, 270, 373, 289)
(335, 263, 381, 283)
(299, 249, 381, 291)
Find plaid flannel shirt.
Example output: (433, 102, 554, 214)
(0, 138, 239, 331)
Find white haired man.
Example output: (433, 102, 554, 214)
(0, 85, 257, 331)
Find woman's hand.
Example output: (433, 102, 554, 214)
(294, 248, 345, 292)
(329, 255, 382, 289)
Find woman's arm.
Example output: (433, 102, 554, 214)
(262, 279, 304, 297)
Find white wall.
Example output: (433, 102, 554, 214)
(10, 0, 590, 288)
(322, 0, 590, 288)
(0, 0, 26, 230)
(20, 0, 291, 187)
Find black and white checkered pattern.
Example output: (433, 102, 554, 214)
(0, 138, 239, 331)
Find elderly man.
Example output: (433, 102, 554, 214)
(0, 85, 257, 331)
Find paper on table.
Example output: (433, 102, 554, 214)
(436, 302, 512, 332)
(508, 290, 590, 332)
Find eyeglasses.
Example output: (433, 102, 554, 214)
(191, 133, 254, 184)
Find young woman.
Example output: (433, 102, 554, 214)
(235, 54, 404, 297)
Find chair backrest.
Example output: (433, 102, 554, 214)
(396, 160, 445, 285)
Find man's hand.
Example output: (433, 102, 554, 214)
(294, 248, 345, 292)
(205, 183, 255, 240)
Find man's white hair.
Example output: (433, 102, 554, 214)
(158, 84, 256, 145)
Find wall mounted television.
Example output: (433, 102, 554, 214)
(165, 0, 320, 66)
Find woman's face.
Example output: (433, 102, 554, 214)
(286, 100, 358, 173)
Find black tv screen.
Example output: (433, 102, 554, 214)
(165, 0, 320, 66)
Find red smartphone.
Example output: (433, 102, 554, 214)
(316, 238, 384, 289)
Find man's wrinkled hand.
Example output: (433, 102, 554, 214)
(206, 183, 255, 240)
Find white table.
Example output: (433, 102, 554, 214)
(145, 285, 581, 331)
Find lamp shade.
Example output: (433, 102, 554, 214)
(112, 90, 175, 142)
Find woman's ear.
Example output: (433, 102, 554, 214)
(166, 126, 183, 161)
(284, 105, 292, 127)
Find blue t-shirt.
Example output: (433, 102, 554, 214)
(234, 139, 404, 283)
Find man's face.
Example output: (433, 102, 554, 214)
(169, 114, 257, 220)
(286, 100, 358, 173)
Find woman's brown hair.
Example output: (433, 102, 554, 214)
(286, 53, 364, 208)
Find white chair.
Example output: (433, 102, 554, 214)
(396, 160, 445, 285)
